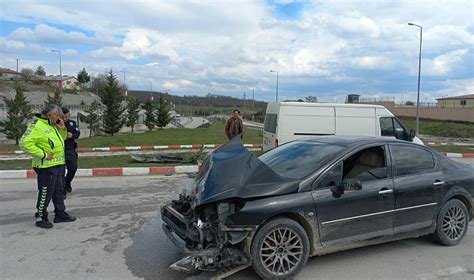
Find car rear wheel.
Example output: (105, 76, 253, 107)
(251, 217, 309, 279)
(433, 199, 469, 246)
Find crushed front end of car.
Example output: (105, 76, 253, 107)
(161, 135, 298, 273)
(161, 190, 254, 272)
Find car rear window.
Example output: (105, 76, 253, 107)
(259, 141, 346, 179)
(264, 114, 277, 133)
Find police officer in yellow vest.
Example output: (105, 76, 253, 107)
(20, 104, 76, 228)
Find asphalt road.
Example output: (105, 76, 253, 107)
(1, 170, 473, 279)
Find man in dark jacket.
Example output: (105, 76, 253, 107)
(62, 107, 80, 194)
(225, 109, 244, 140)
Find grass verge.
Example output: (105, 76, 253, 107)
(398, 117, 474, 138)
(0, 121, 263, 151)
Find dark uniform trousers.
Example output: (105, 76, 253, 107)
(34, 165, 66, 217)
(65, 149, 78, 190)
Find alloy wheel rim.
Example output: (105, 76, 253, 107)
(442, 205, 466, 241)
(260, 228, 303, 275)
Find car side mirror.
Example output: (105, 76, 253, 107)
(330, 179, 362, 198)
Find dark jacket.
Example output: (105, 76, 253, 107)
(225, 116, 243, 140)
(65, 120, 80, 151)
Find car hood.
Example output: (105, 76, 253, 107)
(194, 135, 300, 206)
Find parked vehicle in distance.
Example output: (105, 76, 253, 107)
(161, 136, 473, 279)
(174, 114, 181, 122)
(262, 102, 423, 151)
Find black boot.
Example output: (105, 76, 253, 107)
(65, 185, 72, 193)
(54, 211, 76, 223)
(35, 213, 53, 229)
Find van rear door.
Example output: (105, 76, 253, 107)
(263, 113, 278, 151)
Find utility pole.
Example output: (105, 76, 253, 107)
(51, 50, 62, 94)
(408, 23, 423, 135)
(14, 58, 19, 72)
(243, 92, 246, 110)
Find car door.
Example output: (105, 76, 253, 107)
(311, 144, 395, 247)
(389, 144, 444, 233)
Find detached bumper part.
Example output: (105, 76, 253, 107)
(169, 247, 249, 273)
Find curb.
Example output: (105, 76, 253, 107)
(0, 143, 262, 155)
(441, 152, 474, 159)
(0, 165, 199, 179)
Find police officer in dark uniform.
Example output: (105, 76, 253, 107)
(62, 107, 80, 194)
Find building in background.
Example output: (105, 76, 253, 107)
(437, 94, 474, 108)
(0, 68, 21, 81)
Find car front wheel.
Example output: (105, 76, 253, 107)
(251, 217, 309, 279)
(434, 199, 469, 246)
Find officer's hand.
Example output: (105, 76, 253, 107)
(46, 153, 53, 160)
(67, 132, 73, 139)
(56, 119, 65, 129)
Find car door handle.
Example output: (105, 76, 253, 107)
(433, 181, 445, 186)
(378, 189, 394, 195)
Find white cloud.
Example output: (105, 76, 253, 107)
(351, 56, 394, 70)
(423, 49, 470, 76)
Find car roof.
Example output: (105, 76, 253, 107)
(295, 135, 418, 147)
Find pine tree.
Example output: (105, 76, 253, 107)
(45, 88, 63, 106)
(35, 66, 46, 76)
(77, 68, 91, 90)
(0, 87, 33, 144)
(156, 95, 172, 129)
(126, 96, 141, 133)
(81, 100, 101, 138)
(143, 98, 156, 131)
(98, 70, 125, 136)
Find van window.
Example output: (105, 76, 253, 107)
(264, 114, 277, 133)
(380, 117, 394, 137)
(380, 117, 408, 140)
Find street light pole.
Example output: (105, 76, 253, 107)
(270, 70, 279, 102)
(119, 70, 126, 86)
(51, 50, 62, 94)
(408, 23, 423, 135)
(14, 58, 19, 72)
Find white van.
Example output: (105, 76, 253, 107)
(262, 102, 423, 151)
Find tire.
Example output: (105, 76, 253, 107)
(433, 199, 469, 246)
(251, 217, 309, 279)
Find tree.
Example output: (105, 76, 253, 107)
(35, 66, 46, 76)
(21, 68, 34, 82)
(0, 87, 33, 144)
(126, 96, 141, 133)
(405, 101, 414, 106)
(45, 88, 63, 106)
(156, 95, 172, 129)
(98, 70, 125, 136)
(77, 68, 91, 90)
(305, 96, 318, 103)
(80, 100, 101, 138)
(143, 98, 156, 131)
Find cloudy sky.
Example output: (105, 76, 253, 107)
(1, 0, 473, 102)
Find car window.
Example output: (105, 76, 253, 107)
(343, 146, 386, 182)
(317, 162, 343, 189)
(317, 145, 386, 188)
(391, 145, 435, 176)
(264, 114, 277, 133)
(380, 117, 394, 137)
(259, 141, 346, 180)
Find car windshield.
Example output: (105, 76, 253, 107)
(258, 141, 346, 180)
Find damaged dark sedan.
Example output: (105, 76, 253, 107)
(161, 136, 474, 279)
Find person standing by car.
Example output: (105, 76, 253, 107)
(61, 107, 80, 194)
(19, 104, 76, 229)
(225, 109, 244, 140)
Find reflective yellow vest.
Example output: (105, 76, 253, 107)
(20, 115, 67, 168)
